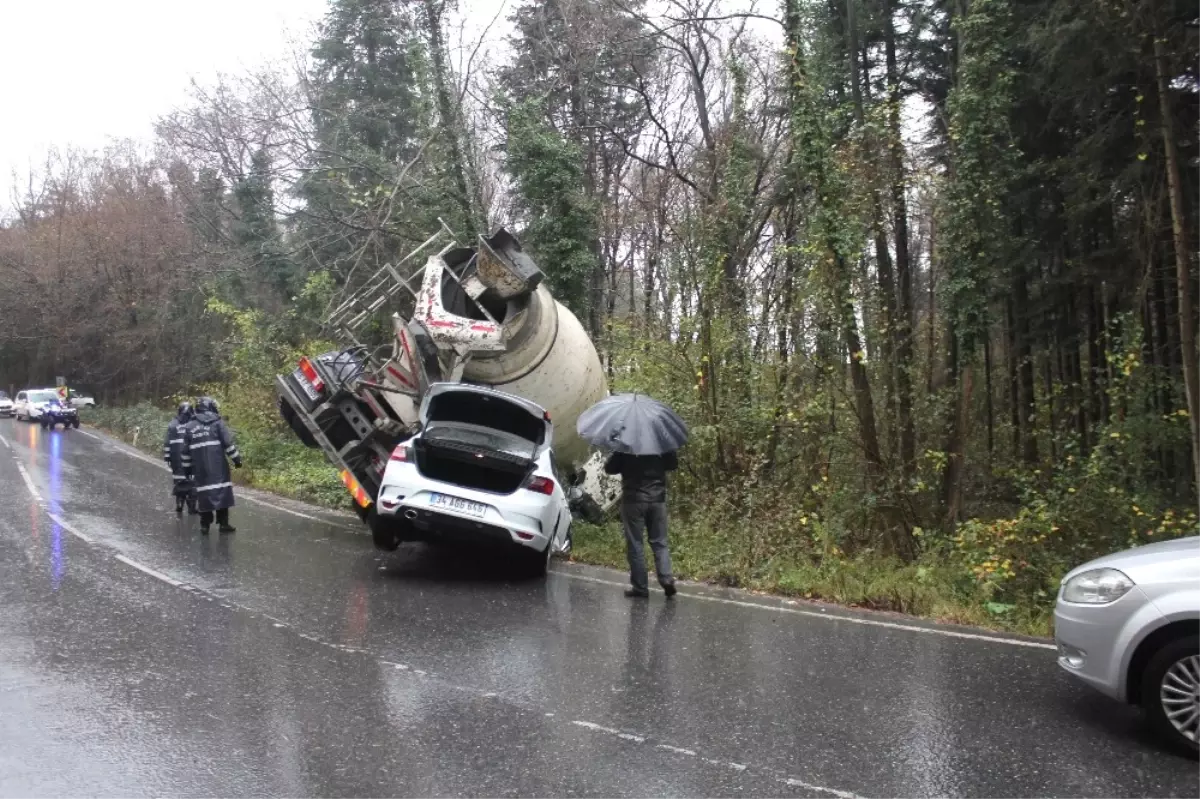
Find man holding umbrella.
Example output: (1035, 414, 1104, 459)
(578, 393, 688, 599)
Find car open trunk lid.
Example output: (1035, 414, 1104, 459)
(415, 384, 551, 495)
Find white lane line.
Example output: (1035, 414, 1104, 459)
(46, 513, 95, 545)
(657, 743, 698, 757)
(556, 572, 1056, 651)
(90, 563, 865, 799)
(113, 555, 184, 588)
(571, 719, 647, 743)
(240, 493, 324, 522)
(781, 777, 864, 799)
(14, 461, 44, 504)
(0, 433, 9, 449)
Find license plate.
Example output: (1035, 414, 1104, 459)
(429, 493, 487, 518)
(293, 368, 321, 402)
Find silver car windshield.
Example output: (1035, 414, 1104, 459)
(27, 390, 57, 403)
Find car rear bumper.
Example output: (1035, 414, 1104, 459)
(377, 484, 553, 553)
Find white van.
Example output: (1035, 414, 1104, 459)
(14, 389, 59, 421)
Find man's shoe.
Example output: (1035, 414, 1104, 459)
(200, 526, 211, 536)
(624, 587, 650, 598)
(661, 580, 677, 598)
(218, 524, 237, 534)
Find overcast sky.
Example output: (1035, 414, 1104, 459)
(0, 0, 514, 212)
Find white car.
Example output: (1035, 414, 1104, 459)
(0, 393, 12, 417)
(370, 383, 572, 575)
(69, 394, 96, 409)
(14, 389, 60, 422)
(1054, 535, 1199, 755)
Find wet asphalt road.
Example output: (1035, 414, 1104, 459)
(0, 418, 1195, 798)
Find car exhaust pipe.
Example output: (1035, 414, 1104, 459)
(404, 509, 418, 521)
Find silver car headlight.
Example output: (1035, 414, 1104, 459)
(1062, 568, 1134, 604)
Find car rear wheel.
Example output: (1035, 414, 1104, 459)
(1142, 633, 1200, 756)
(518, 540, 552, 578)
(368, 508, 402, 552)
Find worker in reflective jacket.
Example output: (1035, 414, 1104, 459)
(164, 401, 197, 515)
(181, 397, 242, 535)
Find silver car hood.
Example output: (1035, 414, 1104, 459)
(1062, 535, 1199, 584)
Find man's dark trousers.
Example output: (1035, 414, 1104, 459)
(621, 501, 673, 591)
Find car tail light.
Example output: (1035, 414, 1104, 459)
(298, 356, 325, 392)
(390, 444, 412, 462)
(523, 475, 555, 495)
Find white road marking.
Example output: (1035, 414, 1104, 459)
(0, 433, 9, 449)
(239, 493, 325, 522)
(14, 461, 43, 504)
(657, 744, 698, 757)
(781, 777, 864, 799)
(556, 572, 1056, 651)
(114, 555, 183, 588)
(571, 719, 647, 743)
(46, 513, 95, 545)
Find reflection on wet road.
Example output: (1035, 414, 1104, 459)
(0, 419, 1195, 798)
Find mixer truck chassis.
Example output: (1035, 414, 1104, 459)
(276, 222, 620, 530)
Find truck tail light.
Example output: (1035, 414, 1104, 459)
(523, 475, 555, 495)
(298, 357, 325, 392)
(390, 444, 412, 462)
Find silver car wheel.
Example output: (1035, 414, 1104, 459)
(1160, 654, 1200, 743)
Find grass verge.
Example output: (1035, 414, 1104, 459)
(570, 521, 1054, 637)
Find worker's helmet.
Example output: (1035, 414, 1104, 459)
(177, 401, 193, 419)
(195, 397, 219, 415)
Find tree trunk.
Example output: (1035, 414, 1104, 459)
(884, 0, 917, 479)
(984, 325, 995, 465)
(1153, 36, 1200, 497)
(422, 0, 480, 231)
(942, 318, 970, 526)
(1006, 298, 1021, 457)
(1013, 266, 1038, 463)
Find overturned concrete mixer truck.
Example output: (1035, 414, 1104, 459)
(275, 221, 620, 552)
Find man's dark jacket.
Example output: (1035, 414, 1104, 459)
(165, 411, 194, 497)
(181, 411, 242, 512)
(604, 451, 678, 504)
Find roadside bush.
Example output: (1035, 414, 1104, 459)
(954, 412, 1197, 613)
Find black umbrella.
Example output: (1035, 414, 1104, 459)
(576, 393, 688, 456)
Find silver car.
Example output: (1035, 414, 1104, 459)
(1054, 535, 1199, 754)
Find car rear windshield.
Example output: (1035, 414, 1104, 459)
(426, 391, 545, 445)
